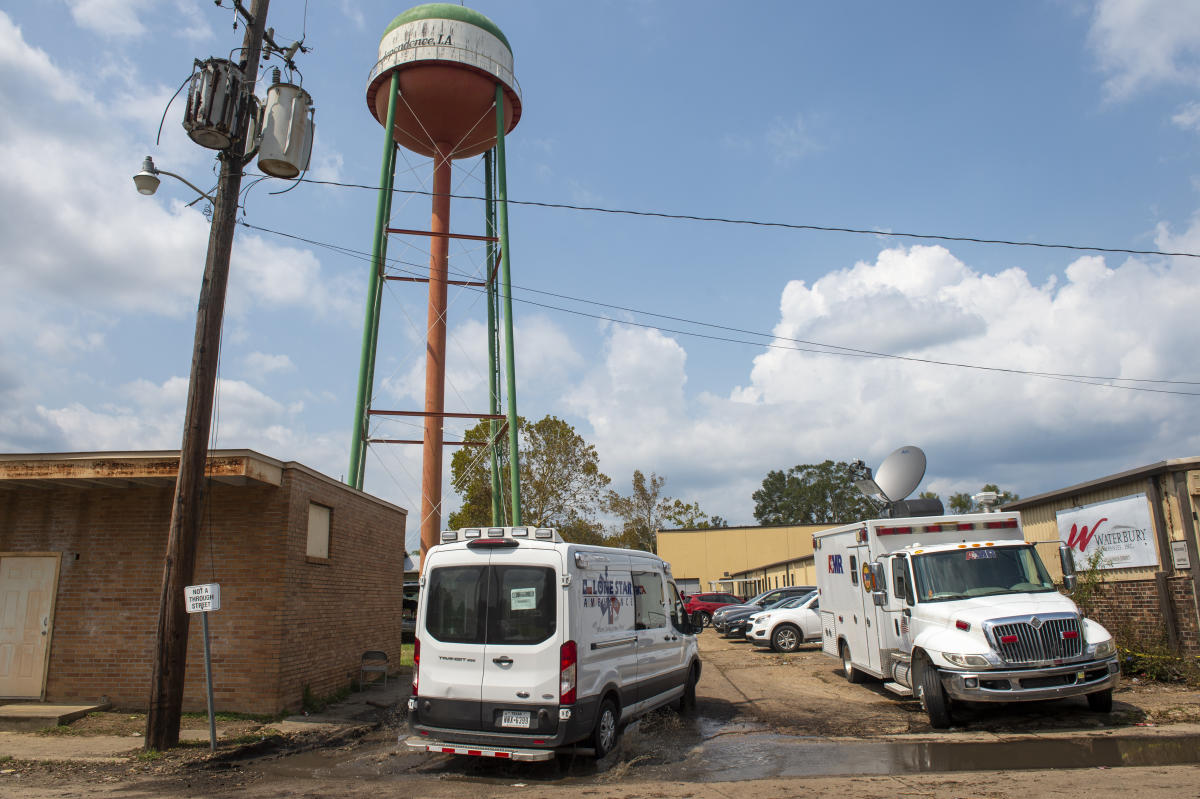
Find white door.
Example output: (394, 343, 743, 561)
(631, 561, 674, 706)
(480, 548, 564, 716)
(0, 555, 59, 699)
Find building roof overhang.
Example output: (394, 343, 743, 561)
(1003, 456, 1200, 511)
(0, 450, 284, 491)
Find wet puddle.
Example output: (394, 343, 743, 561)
(257, 716, 1200, 784)
(669, 731, 1200, 780)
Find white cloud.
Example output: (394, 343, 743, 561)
(244, 352, 296, 376)
(562, 244, 1200, 524)
(65, 0, 154, 38)
(1089, 0, 1200, 98)
(1172, 100, 1200, 131)
(766, 113, 820, 166)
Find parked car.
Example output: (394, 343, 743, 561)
(747, 591, 821, 652)
(711, 586, 817, 636)
(683, 592, 742, 628)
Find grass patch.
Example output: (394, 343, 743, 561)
(181, 710, 283, 723)
(301, 681, 352, 714)
(398, 643, 415, 668)
(36, 723, 79, 737)
(136, 749, 164, 762)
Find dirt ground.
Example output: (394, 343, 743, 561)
(697, 633, 1200, 737)
(2, 632, 1199, 798)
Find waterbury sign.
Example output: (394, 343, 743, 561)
(1056, 494, 1157, 570)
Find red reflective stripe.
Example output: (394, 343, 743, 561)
(877, 526, 913, 535)
(495, 751, 511, 758)
(441, 747, 455, 753)
(467, 750, 481, 757)
(984, 519, 1018, 529)
(957, 523, 975, 531)
(924, 524, 945, 532)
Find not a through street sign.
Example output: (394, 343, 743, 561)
(185, 583, 221, 613)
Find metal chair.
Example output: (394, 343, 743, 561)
(360, 650, 389, 689)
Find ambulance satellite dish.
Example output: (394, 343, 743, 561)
(873, 446, 926, 503)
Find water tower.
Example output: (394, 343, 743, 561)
(348, 4, 523, 563)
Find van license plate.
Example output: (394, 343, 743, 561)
(500, 710, 531, 728)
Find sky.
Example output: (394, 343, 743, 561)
(3, 1, 1200, 551)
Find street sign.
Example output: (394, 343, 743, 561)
(185, 583, 221, 613)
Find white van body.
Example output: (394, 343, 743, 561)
(814, 512, 1120, 728)
(406, 526, 701, 760)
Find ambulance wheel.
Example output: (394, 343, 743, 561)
(771, 624, 801, 653)
(840, 641, 865, 683)
(917, 661, 953, 729)
(592, 698, 619, 758)
(1086, 689, 1113, 713)
(692, 611, 711, 628)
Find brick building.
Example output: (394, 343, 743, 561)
(1006, 457, 1200, 656)
(0, 450, 408, 714)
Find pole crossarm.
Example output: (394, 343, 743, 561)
(367, 439, 488, 446)
(368, 410, 506, 420)
(386, 227, 499, 243)
(384, 276, 488, 287)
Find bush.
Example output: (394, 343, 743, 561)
(1114, 623, 1200, 685)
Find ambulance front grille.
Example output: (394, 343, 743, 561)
(986, 614, 1083, 665)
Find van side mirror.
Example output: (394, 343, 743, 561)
(871, 590, 887, 607)
(869, 562, 886, 590)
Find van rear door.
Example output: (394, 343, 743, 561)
(479, 546, 564, 736)
(420, 558, 490, 730)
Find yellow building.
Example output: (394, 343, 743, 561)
(656, 524, 831, 597)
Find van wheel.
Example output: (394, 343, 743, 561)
(676, 663, 699, 712)
(692, 611, 711, 628)
(771, 624, 801, 653)
(592, 698, 619, 758)
(840, 641, 865, 683)
(917, 661, 953, 729)
(1086, 689, 1113, 713)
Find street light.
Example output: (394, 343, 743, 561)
(132, 155, 216, 205)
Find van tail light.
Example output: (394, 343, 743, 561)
(412, 639, 420, 696)
(560, 641, 577, 705)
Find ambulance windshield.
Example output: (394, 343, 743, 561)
(910, 545, 1055, 603)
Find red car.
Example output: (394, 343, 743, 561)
(683, 591, 743, 628)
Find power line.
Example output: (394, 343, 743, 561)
(237, 221, 1200, 396)
(282, 175, 1200, 261)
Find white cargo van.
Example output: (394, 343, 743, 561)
(405, 526, 701, 761)
(815, 511, 1120, 728)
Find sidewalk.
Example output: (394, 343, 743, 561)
(0, 673, 409, 763)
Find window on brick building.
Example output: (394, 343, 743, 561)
(307, 503, 331, 559)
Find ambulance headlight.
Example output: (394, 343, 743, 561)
(1088, 639, 1116, 658)
(944, 653, 990, 668)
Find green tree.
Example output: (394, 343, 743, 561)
(447, 415, 610, 543)
(605, 471, 718, 552)
(948, 483, 1020, 514)
(752, 460, 877, 525)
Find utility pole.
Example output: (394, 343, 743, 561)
(145, 0, 270, 751)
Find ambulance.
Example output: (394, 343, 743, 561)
(405, 526, 701, 760)
(814, 511, 1120, 728)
